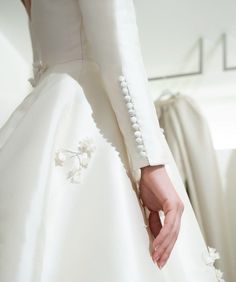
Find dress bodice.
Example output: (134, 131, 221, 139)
(29, 0, 89, 65)
(28, 0, 93, 86)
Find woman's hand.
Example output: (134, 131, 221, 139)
(139, 164, 184, 269)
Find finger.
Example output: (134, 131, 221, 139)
(152, 211, 177, 262)
(152, 209, 176, 260)
(152, 200, 183, 262)
(149, 211, 162, 238)
(152, 208, 176, 251)
(152, 198, 183, 250)
(154, 202, 183, 267)
(156, 214, 181, 268)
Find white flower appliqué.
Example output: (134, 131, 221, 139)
(215, 268, 225, 282)
(54, 137, 96, 184)
(55, 151, 66, 166)
(28, 60, 48, 87)
(203, 247, 220, 266)
(202, 246, 225, 282)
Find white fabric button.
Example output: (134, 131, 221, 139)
(137, 144, 144, 151)
(124, 95, 131, 102)
(128, 109, 136, 117)
(130, 117, 137, 123)
(121, 81, 128, 87)
(135, 137, 143, 144)
(128, 109, 135, 116)
(134, 131, 141, 137)
(121, 87, 129, 95)
(132, 123, 139, 130)
(118, 75, 125, 82)
(140, 151, 147, 157)
(126, 102, 133, 109)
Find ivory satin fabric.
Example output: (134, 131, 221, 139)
(0, 65, 220, 282)
(0, 0, 221, 281)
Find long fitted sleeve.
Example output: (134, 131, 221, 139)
(78, 0, 169, 173)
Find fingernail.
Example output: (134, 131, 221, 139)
(158, 262, 165, 269)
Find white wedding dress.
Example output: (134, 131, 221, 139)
(0, 1, 223, 281)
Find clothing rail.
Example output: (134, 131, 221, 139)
(148, 37, 203, 81)
(222, 33, 236, 71)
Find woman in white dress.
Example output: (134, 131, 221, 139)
(0, 0, 223, 281)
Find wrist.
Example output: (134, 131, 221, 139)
(141, 164, 165, 176)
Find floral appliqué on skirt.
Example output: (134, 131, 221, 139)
(202, 247, 225, 282)
(54, 137, 96, 184)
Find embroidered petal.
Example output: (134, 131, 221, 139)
(54, 150, 66, 166)
(208, 247, 220, 261)
(80, 152, 89, 167)
(77, 137, 96, 157)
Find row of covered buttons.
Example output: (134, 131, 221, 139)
(118, 75, 147, 157)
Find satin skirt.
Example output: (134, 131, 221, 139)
(0, 59, 219, 281)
